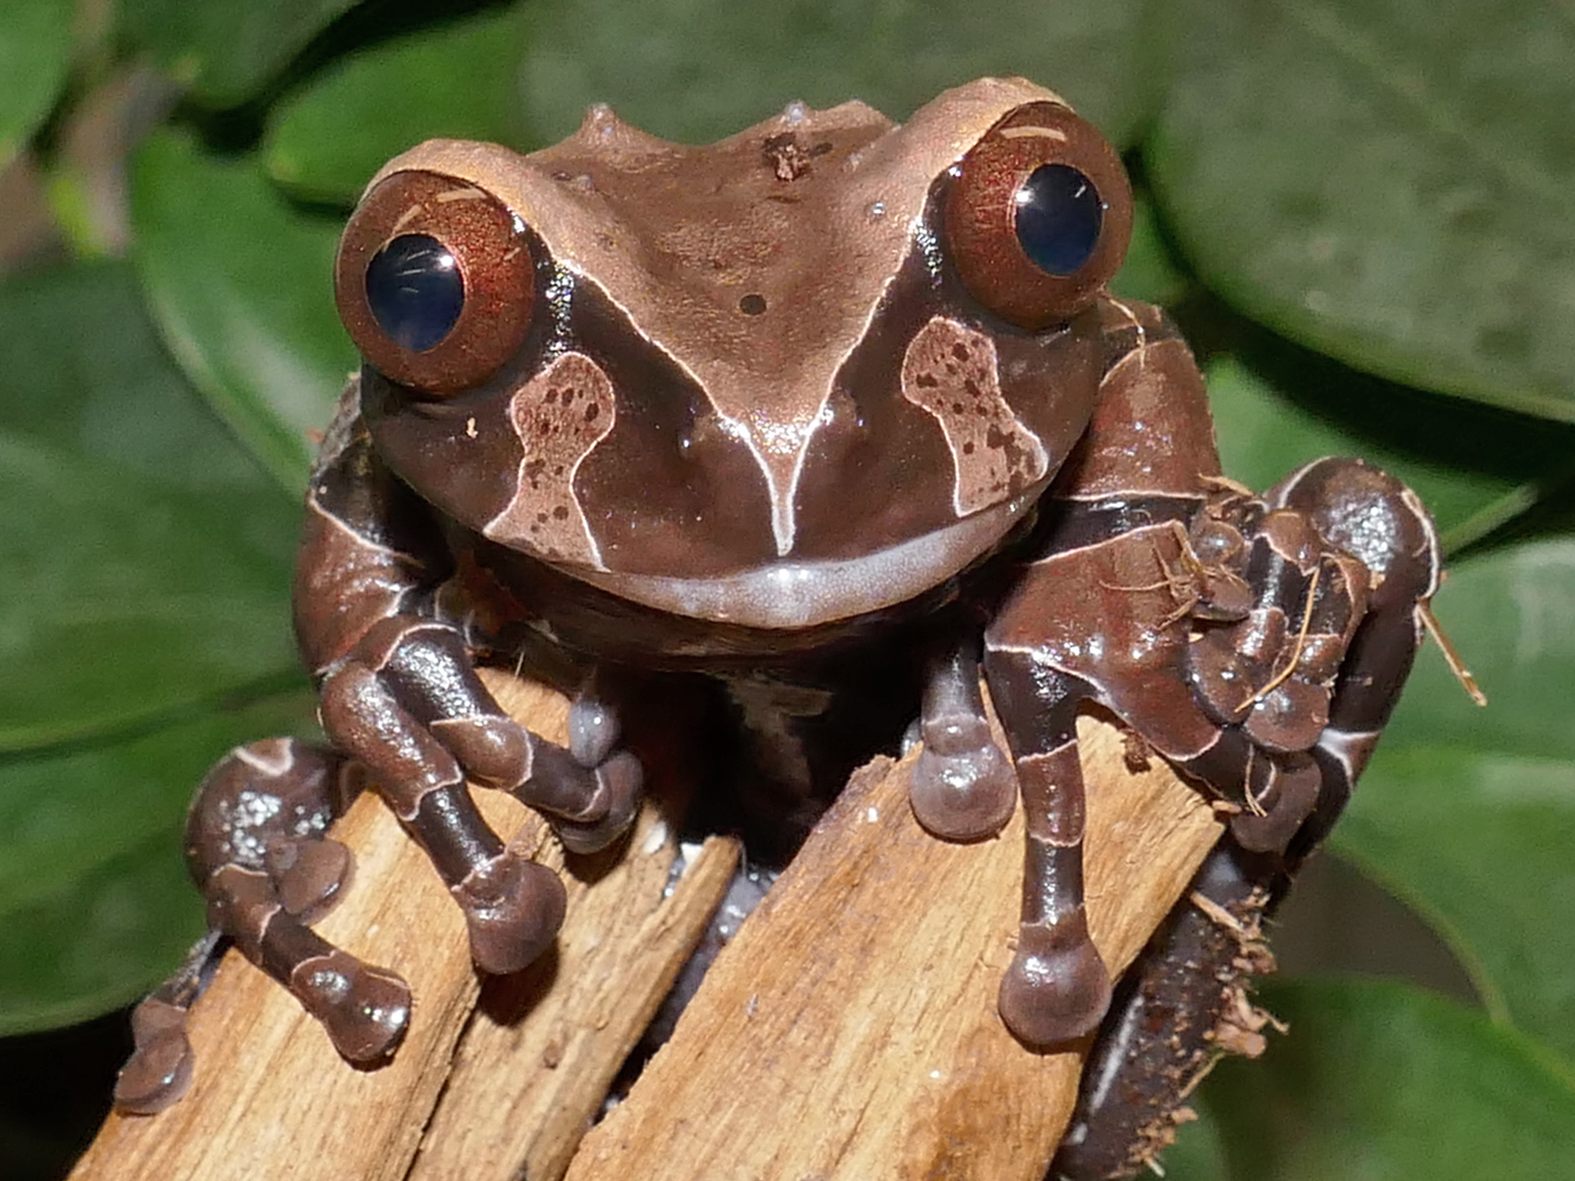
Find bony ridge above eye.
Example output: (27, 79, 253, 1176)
(944, 101, 1132, 331)
(334, 170, 535, 395)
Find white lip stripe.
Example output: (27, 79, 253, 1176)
(571, 493, 1036, 629)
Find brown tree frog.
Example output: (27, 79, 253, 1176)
(114, 79, 1442, 1148)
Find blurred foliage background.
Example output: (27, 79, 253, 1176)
(1, 0, 1573, 1177)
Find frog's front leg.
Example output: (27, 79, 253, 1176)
(975, 300, 1227, 1044)
(978, 645, 1112, 1044)
(1053, 460, 1443, 1180)
(300, 394, 642, 975)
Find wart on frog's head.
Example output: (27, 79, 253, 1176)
(333, 76, 1133, 629)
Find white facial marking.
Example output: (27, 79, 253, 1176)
(902, 317, 1049, 516)
(571, 493, 1036, 629)
(485, 351, 616, 567)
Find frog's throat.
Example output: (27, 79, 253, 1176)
(564, 492, 1037, 629)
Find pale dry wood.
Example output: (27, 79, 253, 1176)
(70, 679, 1221, 1181)
(69, 674, 739, 1181)
(408, 795, 738, 1179)
(566, 709, 1224, 1181)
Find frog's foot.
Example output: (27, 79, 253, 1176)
(1270, 457, 1445, 851)
(1183, 458, 1441, 856)
(909, 637, 1017, 841)
(1227, 747, 1322, 854)
(1000, 909, 1112, 1047)
(540, 686, 643, 855)
(117, 996, 197, 1115)
(318, 616, 640, 971)
(1179, 496, 1371, 854)
(204, 861, 413, 1061)
(980, 648, 1112, 1046)
(114, 931, 223, 1114)
(264, 829, 355, 923)
(118, 739, 412, 1112)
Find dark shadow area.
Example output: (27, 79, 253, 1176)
(477, 944, 563, 1028)
(0, 1010, 134, 1181)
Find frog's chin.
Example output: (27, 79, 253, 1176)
(565, 494, 1036, 630)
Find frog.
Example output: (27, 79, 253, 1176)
(113, 77, 1444, 1150)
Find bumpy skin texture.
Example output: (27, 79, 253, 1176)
(118, 78, 1440, 1149)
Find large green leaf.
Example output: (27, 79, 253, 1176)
(0, 0, 74, 170)
(0, 690, 317, 1034)
(1110, 192, 1192, 309)
(0, 262, 300, 750)
(264, 4, 529, 204)
(1149, 0, 1575, 421)
(1151, 1102, 1229, 1181)
(1332, 535, 1575, 1063)
(516, 0, 1154, 149)
(1207, 354, 1575, 552)
(131, 131, 354, 491)
(1205, 979, 1575, 1179)
(119, 0, 361, 108)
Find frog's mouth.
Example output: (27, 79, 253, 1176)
(567, 492, 1036, 630)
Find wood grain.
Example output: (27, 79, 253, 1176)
(565, 710, 1222, 1181)
(69, 682, 1222, 1181)
(69, 674, 739, 1181)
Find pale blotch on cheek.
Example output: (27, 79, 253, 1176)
(901, 316, 1049, 517)
(484, 352, 616, 567)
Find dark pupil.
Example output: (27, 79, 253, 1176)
(365, 233, 464, 352)
(1013, 164, 1103, 276)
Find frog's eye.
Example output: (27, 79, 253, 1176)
(334, 170, 535, 395)
(944, 102, 1132, 331)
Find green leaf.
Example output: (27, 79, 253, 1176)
(1207, 354, 1575, 552)
(0, 262, 300, 750)
(131, 131, 354, 491)
(1383, 536, 1575, 763)
(120, 0, 360, 108)
(0, 0, 74, 169)
(264, 4, 529, 204)
(516, 0, 1154, 149)
(1111, 192, 1192, 308)
(1204, 979, 1575, 1180)
(1152, 1101, 1229, 1181)
(1149, 0, 1575, 421)
(1331, 535, 1575, 1064)
(0, 689, 317, 1034)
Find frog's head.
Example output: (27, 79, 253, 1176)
(335, 77, 1132, 628)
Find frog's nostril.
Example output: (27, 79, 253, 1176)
(739, 292, 768, 316)
(366, 233, 465, 352)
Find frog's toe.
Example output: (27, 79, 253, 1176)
(909, 714, 1017, 841)
(567, 690, 621, 768)
(292, 951, 412, 1062)
(1230, 752, 1321, 854)
(555, 750, 643, 855)
(115, 998, 195, 1114)
(998, 915, 1112, 1047)
(267, 835, 355, 923)
(452, 851, 568, 974)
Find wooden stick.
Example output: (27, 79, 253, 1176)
(565, 709, 1221, 1181)
(69, 674, 740, 1181)
(70, 683, 1220, 1181)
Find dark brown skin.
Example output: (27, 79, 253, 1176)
(116, 79, 1442, 1177)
